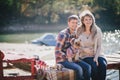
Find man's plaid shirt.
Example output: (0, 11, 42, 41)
(55, 27, 75, 63)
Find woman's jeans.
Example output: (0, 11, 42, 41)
(58, 60, 91, 80)
(83, 57, 107, 80)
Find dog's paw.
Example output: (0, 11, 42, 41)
(56, 64, 64, 70)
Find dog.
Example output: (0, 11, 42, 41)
(67, 38, 81, 62)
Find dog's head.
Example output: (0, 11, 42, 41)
(71, 38, 81, 49)
(73, 39, 81, 49)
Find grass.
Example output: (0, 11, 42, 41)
(0, 33, 45, 43)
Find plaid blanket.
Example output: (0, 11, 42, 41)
(45, 68, 75, 80)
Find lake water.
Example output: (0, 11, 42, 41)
(102, 30, 120, 55)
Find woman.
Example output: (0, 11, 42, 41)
(76, 10, 107, 80)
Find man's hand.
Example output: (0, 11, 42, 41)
(74, 52, 80, 61)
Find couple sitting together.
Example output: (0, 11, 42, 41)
(55, 10, 107, 80)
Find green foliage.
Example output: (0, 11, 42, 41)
(0, 0, 21, 26)
(0, 0, 119, 27)
(93, 0, 120, 15)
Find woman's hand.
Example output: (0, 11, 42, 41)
(93, 57, 99, 66)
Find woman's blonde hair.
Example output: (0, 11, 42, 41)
(76, 10, 98, 40)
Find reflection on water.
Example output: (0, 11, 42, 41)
(103, 30, 120, 54)
(103, 30, 120, 80)
(107, 70, 119, 80)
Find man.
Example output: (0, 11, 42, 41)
(55, 15, 91, 80)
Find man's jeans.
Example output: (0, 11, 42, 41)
(58, 60, 91, 80)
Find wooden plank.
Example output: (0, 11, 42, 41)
(3, 76, 35, 80)
(106, 54, 120, 69)
(107, 62, 120, 69)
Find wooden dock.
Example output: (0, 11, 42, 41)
(106, 54, 120, 80)
(0, 50, 120, 80)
